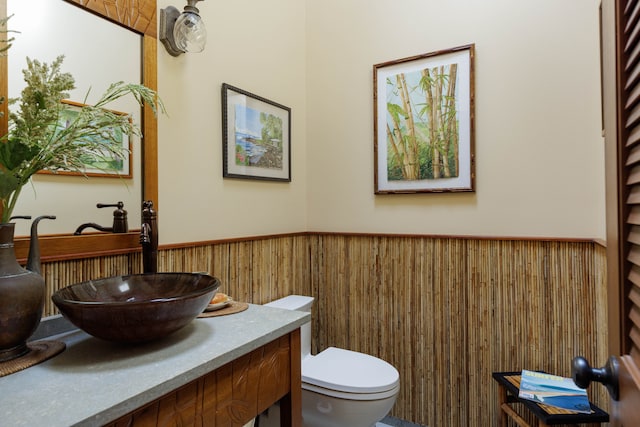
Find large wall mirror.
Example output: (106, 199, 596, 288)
(0, 0, 158, 260)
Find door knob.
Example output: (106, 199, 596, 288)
(571, 356, 619, 400)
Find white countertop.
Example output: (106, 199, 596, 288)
(0, 304, 309, 427)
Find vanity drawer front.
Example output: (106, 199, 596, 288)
(105, 333, 296, 427)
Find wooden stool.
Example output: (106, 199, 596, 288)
(492, 371, 608, 426)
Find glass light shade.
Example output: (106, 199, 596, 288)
(173, 12, 207, 53)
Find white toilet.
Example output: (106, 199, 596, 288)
(261, 295, 400, 427)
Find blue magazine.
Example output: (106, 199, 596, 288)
(518, 370, 592, 414)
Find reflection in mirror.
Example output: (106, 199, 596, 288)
(0, 0, 157, 261)
(7, 0, 142, 236)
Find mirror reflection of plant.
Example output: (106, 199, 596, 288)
(0, 15, 16, 116)
(0, 15, 14, 57)
(0, 55, 164, 223)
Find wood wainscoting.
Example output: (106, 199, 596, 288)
(37, 233, 607, 426)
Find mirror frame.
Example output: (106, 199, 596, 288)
(0, 0, 158, 261)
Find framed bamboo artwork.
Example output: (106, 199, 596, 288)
(373, 44, 475, 194)
(222, 83, 291, 182)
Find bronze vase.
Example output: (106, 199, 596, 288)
(0, 223, 45, 362)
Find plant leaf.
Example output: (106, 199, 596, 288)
(0, 138, 40, 171)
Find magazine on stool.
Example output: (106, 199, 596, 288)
(518, 370, 591, 414)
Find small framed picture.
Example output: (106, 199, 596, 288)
(38, 100, 132, 178)
(222, 83, 291, 182)
(373, 44, 475, 193)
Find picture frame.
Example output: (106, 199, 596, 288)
(38, 100, 132, 178)
(222, 83, 291, 182)
(373, 44, 475, 194)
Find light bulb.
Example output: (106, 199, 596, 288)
(173, 11, 207, 53)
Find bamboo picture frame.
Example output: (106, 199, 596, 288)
(373, 44, 475, 194)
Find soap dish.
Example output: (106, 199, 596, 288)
(205, 297, 233, 312)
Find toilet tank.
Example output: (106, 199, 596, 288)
(264, 295, 314, 358)
(264, 295, 314, 312)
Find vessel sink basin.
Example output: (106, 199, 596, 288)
(51, 273, 220, 343)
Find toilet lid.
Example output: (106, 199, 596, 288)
(302, 347, 399, 394)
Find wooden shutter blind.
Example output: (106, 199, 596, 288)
(620, 0, 640, 355)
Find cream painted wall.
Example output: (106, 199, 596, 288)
(306, 0, 606, 239)
(157, 0, 307, 244)
(157, 0, 604, 243)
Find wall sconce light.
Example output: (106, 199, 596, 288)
(160, 0, 207, 57)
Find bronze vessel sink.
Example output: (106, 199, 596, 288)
(52, 273, 219, 343)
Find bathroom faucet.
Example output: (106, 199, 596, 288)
(74, 202, 128, 235)
(140, 200, 158, 274)
(74, 223, 115, 234)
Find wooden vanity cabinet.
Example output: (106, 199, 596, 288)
(105, 330, 301, 427)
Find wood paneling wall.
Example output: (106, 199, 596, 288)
(37, 234, 608, 426)
(309, 235, 608, 426)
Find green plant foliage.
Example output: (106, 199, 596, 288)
(0, 55, 163, 222)
(386, 66, 459, 181)
(0, 15, 17, 118)
(260, 113, 283, 147)
(0, 15, 15, 56)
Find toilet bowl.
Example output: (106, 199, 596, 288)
(261, 295, 400, 427)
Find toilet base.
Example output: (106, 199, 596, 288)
(301, 387, 397, 427)
(257, 388, 397, 427)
